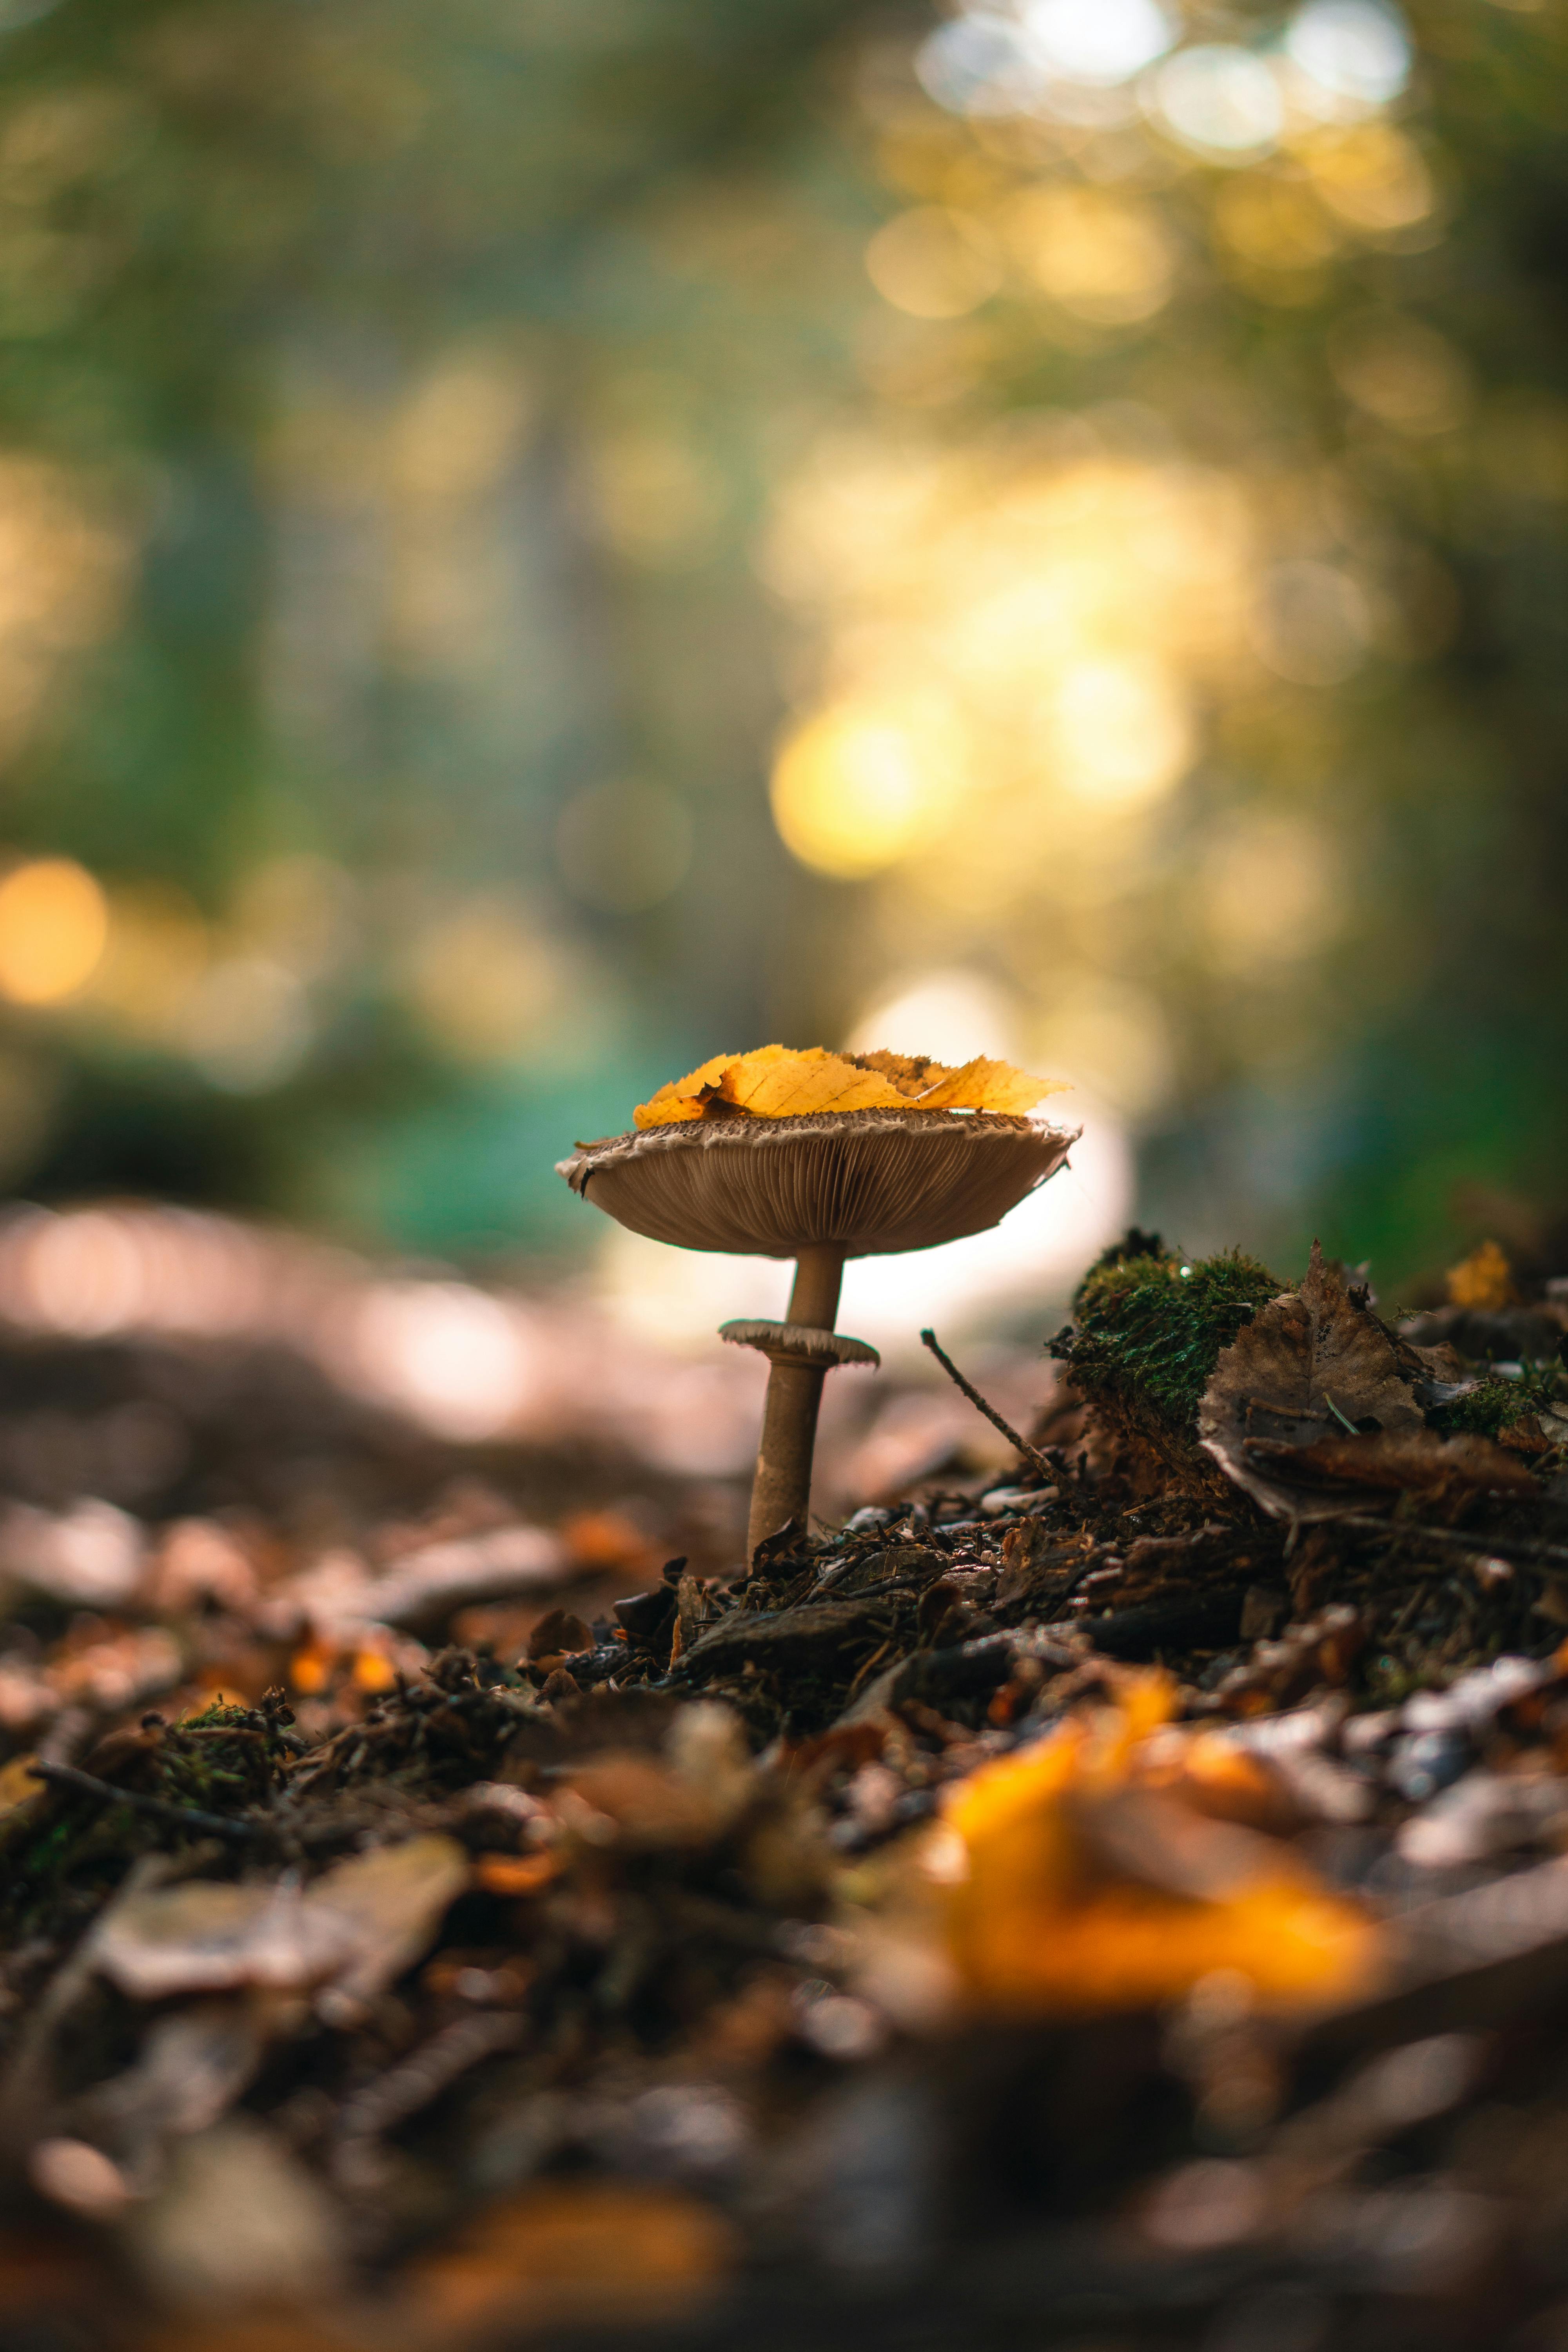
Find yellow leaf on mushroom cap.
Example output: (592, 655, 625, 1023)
(633, 1044, 1067, 1129)
(935, 1671, 1381, 2015)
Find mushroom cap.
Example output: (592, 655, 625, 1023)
(556, 1107, 1079, 1259)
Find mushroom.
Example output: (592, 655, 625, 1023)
(558, 1074, 1077, 1559)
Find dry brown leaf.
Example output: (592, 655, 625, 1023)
(1198, 1243, 1426, 1523)
(633, 1043, 1065, 1128)
(526, 1607, 592, 1662)
(95, 1837, 469, 2004)
(1244, 1425, 1541, 1501)
(74, 1995, 279, 2179)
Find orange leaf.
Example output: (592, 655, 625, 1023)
(1445, 1238, 1517, 1310)
(938, 1672, 1381, 2015)
(633, 1044, 1067, 1127)
(911, 1055, 1071, 1114)
(715, 1045, 905, 1117)
(475, 1851, 560, 1896)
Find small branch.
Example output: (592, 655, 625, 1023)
(27, 1760, 263, 1844)
(919, 1328, 1055, 1479)
(1338, 1515, 1568, 1572)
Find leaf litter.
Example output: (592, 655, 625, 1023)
(0, 1226, 1564, 2346)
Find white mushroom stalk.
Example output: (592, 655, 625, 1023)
(558, 1054, 1077, 1563)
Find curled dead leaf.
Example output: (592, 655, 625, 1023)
(1198, 1243, 1427, 1522)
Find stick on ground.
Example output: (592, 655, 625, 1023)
(920, 1327, 1056, 1480)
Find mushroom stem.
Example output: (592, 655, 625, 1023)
(745, 1243, 844, 1559)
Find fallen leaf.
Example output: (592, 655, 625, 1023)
(1446, 1239, 1517, 1310)
(0, 1751, 40, 1816)
(715, 1044, 905, 1118)
(937, 1671, 1380, 2013)
(1198, 1243, 1426, 1522)
(526, 1607, 593, 1662)
(74, 1995, 281, 2181)
(95, 1836, 470, 2004)
(632, 1044, 1065, 1128)
(1243, 1425, 1540, 1501)
(124, 2117, 345, 2313)
(305, 1836, 474, 2008)
(851, 1049, 1071, 1114)
(906, 1054, 1070, 1114)
(634, 1047, 744, 1126)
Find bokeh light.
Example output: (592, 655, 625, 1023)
(865, 207, 1002, 319)
(403, 898, 561, 1064)
(1285, 0, 1412, 112)
(1042, 657, 1194, 806)
(1249, 561, 1372, 687)
(1004, 187, 1176, 325)
(1331, 314, 1471, 432)
(0, 0, 1552, 1302)
(1021, 0, 1174, 86)
(0, 858, 107, 1005)
(181, 956, 312, 1094)
(1151, 47, 1286, 159)
(770, 701, 962, 878)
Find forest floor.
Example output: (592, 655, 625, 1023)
(0, 1221, 1567, 2352)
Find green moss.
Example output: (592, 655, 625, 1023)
(1442, 1365, 1562, 1437)
(1051, 1238, 1282, 1428)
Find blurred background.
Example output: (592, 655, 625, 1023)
(0, 0, 1561, 1385)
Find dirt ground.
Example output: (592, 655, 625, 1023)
(1, 1215, 1567, 2352)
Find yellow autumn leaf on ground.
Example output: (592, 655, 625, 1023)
(936, 1671, 1381, 2014)
(1445, 1238, 1517, 1310)
(633, 1044, 1066, 1128)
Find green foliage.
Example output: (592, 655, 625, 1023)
(1051, 1240, 1283, 1430)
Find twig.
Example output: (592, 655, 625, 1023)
(920, 1328, 1055, 1479)
(27, 1760, 263, 1844)
(1338, 1515, 1568, 1572)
